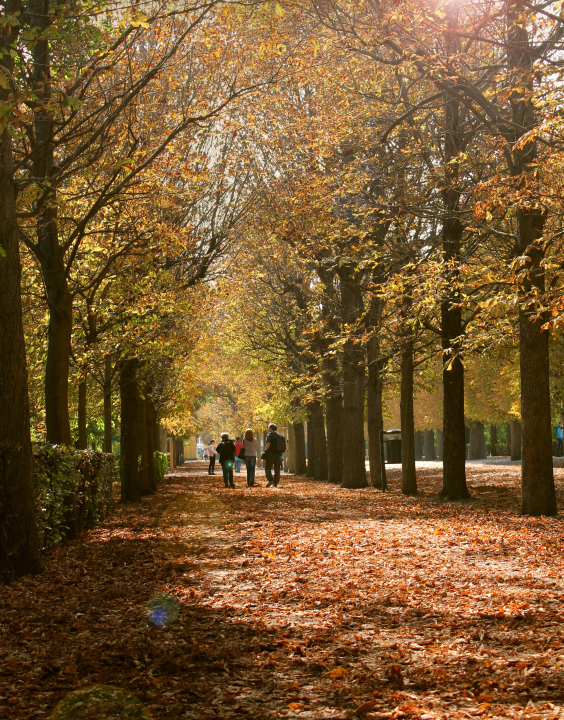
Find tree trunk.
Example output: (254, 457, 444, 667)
(506, 423, 512, 456)
(306, 419, 315, 478)
(326, 395, 344, 484)
(137, 386, 150, 494)
(414, 431, 424, 461)
(31, 0, 72, 445)
(103, 356, 113, 453)
(469, 421, 486, 460)
(0, 65, 42, 577)
(340, 266, 367, 489)
(120, 358, 141, 502)
(511, 420, 522, 462)
(490, 425, 497, 456)
(146, 391, 157, 493)
(439, 8, 469, 500)
(437, 429, 444, 460)
(293, 422, 307, 475)
(310, 401, 328, 481)
(424, 429, 436, 461)
(288, 424, 296, 474)
(400, 342, 417, 495)
(367, 339, 384, 489)
(77, 375, 87, 450)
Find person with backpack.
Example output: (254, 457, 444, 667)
(264, 422, 286, 488)
(216, 432, 236, 488)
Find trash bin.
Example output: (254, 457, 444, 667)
(385, 438, 402, 463)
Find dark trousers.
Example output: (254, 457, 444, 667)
(208, 456, 215, 474)
(245, 456, 256, 487)
(558, 438, 563, 457)
(265, 453, 281, 486)
(221, 460, 234, 487)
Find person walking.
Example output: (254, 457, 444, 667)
(216, 432, 236, 488)
(264, 423, 285, 488)
(557, 422, 564, 457)
(243, 428, 258, 487)
(234, 436, 244, 473)
(207, 440, 217, 475)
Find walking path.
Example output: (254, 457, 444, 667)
(2, 464, 564, 719)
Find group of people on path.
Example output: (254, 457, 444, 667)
(205, 423, 286, 489)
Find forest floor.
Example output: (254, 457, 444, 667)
(3, 464, 564, 720)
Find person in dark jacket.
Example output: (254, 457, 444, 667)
(264, 422, 283, 488)
(216, 432, 236, 488)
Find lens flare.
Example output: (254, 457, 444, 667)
(146, 592, 180, 627)
(50, 684, 151, 719)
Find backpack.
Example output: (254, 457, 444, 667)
(271, 433, 286, 453)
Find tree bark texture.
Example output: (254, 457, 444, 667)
(400, 342, 417, 495)
(469, 421, 486, 460)
(340, 266, 367, 489)
(326, 395, 344, 484)
(310, 401, 328, 481)
(506, 423, 512, 456)
(288, 424, 296, 474)
(511, 420, 522, 462)
(424, 430, 436, 461)
(30, 0, 72, 445)
(367, 339, 384, 489)
(0, 51, 42, 577)
(137, 386, 151, 495)
(414, 431, 424, 461)
(293, 423, 307, 475)
(490, 425, 498, 456)
(77, 375, 87, 450)
(506, 1, 556, 514)
(120, 358, 141, 502)
(145, 392, 157, 493)
(103, 356, 113, 453)
(306, 419, 315, 478)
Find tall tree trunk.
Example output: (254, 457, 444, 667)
(490, 425, 497, 456)
(293, 422, 307, 475)
(326, 395, 344, 484)
(137, 385, 151, 494)
(506, 423, 512, 456)
(0, 10, 42, 575)
(400, 342, 417, 495)
(145, 390, 156, 493)
(31, 0, 72, 445)
(511, 420, 522, 462)
(424, 430, 436, 461)
(103, 356, 113, 453)
(367, 339, 384, 489)
(469, 421, 486, 460)
(120, 358, 141, 502)
(77, 374, 87, 450)
(288, 424, 296, 474)
(340, 265, 367, 489)
(311, 401, 328, 481)
(306, 419, 315, 478)
(414, 431, 424, 461)
(437, 429, 444, 460)
(440, 4, 469, 500)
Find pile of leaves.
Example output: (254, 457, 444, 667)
(2, 463, 564, 719)
(34, 444, 117, 550)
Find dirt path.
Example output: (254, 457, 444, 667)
(2, 466, 564, 719)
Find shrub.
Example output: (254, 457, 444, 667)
(155, 451, 169, 483)
(34, 444, 117, 551)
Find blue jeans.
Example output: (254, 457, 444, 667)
(245, 456, 256, 486)
(235, 457, 242, 472)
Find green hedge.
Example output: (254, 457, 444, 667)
(34, 445, 117, 551)
(155, 450, 169, 482)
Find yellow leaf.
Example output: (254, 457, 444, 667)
(328, 667, 346, 678)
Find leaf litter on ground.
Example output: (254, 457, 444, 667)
(2, 462, 564, 719)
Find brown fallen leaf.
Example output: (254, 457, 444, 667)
(355, 699, 376, 714)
